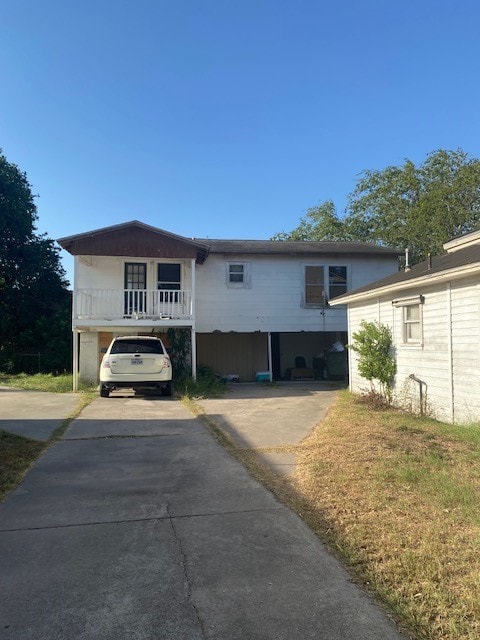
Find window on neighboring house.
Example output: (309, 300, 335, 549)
(393, 296, 424, 344)
(304, 265, 347, 305)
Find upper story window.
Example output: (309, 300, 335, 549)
(226, 262, 251, 288)
(304, 265, 347, 306)
(392, 296, 424, 345)
(158, 263, 181, 290)
(328, 266, 347, 299)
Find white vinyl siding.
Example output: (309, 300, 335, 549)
(196, 254, 398, 333)
(347, 277, 480, 424)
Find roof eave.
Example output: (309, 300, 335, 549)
(329, 262, 480, 306)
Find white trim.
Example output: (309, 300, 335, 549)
(392, 295, 424, 307)
(226, 261, 251, 288)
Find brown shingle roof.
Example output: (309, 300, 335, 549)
(331, 243, 480, 302)
(196, 238, 401, 257)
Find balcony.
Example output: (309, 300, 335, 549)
(75, 289, 193, 324)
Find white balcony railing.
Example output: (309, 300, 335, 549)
(75, 289, 193, 321)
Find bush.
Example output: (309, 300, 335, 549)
(349, 321, 396, 402)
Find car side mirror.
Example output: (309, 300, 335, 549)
(100, 347, 107, 353)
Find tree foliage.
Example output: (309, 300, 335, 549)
(274, 149, 480, 262)
(349, 321, 396, 402)
(272, 201, 352, 241)
(0, 150, 71, 373)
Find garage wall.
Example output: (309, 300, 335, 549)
(196, 333, 268, 381)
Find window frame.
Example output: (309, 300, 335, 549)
(226, 262, 251, 288)
(302, 264, 348, 307)
(392, 296, 424, 345)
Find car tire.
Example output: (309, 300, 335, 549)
(100, 385, 109, 398)
(162, 381, 172, 397)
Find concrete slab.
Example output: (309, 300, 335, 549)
(0, 387, 79, 441)
(1, 520, 204, 640)
(197, 381, 342, 478)
(64, 394, 206, 439)
(197, 382, 340, 450)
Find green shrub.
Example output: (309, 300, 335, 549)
(349, 321, 396, 402)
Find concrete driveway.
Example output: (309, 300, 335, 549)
(0, 388, 407, 640)
(0, 386, 79, 440)
(197, 381, 341, 474)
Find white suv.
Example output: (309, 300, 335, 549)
(99, 336, 172, 398)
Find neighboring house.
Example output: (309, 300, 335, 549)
(57, 221, 400, 389)
(330, 229, 480, 424)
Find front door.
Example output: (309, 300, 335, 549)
(124, 262, 147, 315)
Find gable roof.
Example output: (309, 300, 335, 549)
(59, 221, 402, 263)
(330, 231, 480, 305)
(195, 238, 401, 258)
(58, 221, 210, 264)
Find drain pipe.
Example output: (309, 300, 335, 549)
(409, 374, 426, 416)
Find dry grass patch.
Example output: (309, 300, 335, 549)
(0, 431, 45, 500)
(293, 390, 480, 640)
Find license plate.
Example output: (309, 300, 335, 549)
(131, 359, 143, 365)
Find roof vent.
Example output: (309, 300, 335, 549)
(404, 248, 411, 272)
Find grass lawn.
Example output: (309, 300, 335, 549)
(190, 388, 480, 640)
(291, 391, 480, 640)
(0, 373, 97, 393)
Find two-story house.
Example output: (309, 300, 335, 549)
(58, 221, 400, 389)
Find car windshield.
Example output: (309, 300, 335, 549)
(110, 339, 164, 355)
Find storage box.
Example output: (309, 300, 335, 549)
(256, 371, 270, 382)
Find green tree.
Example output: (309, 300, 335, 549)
(348, 149, 480, 261)
(0, 149, 71, 373)
(275, 149, 480, 263)
(272, 200, 351, 241)
(349, 321, 396, 402)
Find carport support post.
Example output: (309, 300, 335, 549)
(72, 330, 79, 392)
(268, 332, 273, 382)
(191, 327, 197, 380)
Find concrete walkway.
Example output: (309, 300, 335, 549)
(0, 389, 407, 640)
(0, 386, 79, 440)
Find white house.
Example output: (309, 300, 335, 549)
(330, 229, 480, 424)
(58, 220, 400, 389)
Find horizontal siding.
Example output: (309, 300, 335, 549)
(348, 279, 480, 424)
(450, 279, 480, 423)
(195, 254, 398, 333)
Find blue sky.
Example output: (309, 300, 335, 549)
(2, 0, 480, 285)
